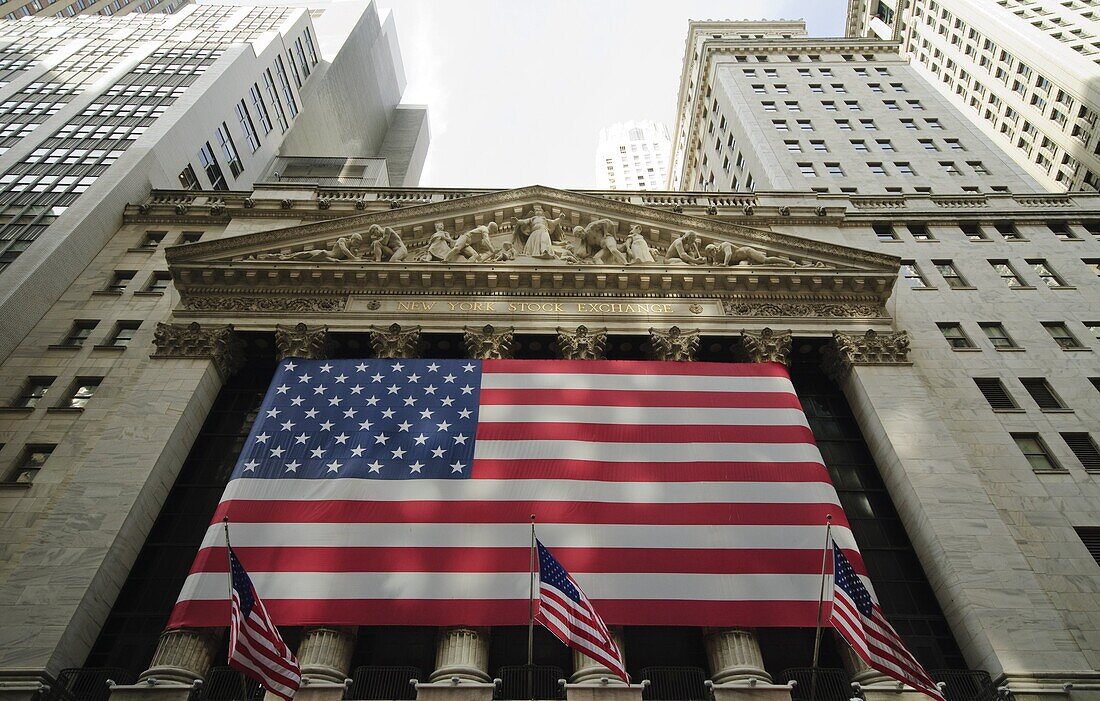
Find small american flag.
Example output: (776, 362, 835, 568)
(228, 549, 301, 701)
(535, 539, 627, 682)
(830, 541, 944, 701)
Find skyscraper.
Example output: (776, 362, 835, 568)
(3, 0, 182, 20)
(847, 0, 1100, 192)
(594, 120, 671, 190)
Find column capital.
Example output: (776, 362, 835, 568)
(464, 324, 516, 359)
(740, 328, 792, 365)
(822, 329, 911, 381)
(275, 323, 329, 360)
(369, 323, 421, 359)
(556, 325, 608, 360)
(139, 628, 221, 685)
(648, 326, 700, 362)
(151, 322, 244, 379)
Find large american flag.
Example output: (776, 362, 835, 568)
(170, 358, 863, 628)
(830, 543, 944, 701)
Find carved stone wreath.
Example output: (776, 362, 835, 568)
(184, 295, 348, 313)
(723, 301, 886, 319)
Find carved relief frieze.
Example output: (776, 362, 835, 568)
(822, 329, 912, 381)
(556, 325, 608, 360)
(369, 323, 421, 359)
(722, 300, 886, 318)
(464, 324, 516, 360)
(184, 295, 348, 313)
(151, 322, 244, 378)
(649, 326, 701, 362)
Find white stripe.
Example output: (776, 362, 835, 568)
(481, 372, 795, 394)
(540, 588, 604, 641)
(474, 440, 824, 463)
(221, 478, 840, 505)
(833, 597, 924, 685)
(201, 521, 859, 551)
(180, 571, 864, 602)
(233, 633, 300, 688)
(230, 653, 297, 698)
(537, 606, 624, 675)
(478, 404, 809, 426)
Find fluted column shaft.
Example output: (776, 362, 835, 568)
(704, 628, 771, 684)
(140, 628, 222, 684)
(430, 627, 491, 683)
(298, 626, 357, 684)
(837, 636, 891, 686)
(570, 628, 626, 685)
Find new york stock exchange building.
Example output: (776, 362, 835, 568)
(4, 179, 1100, 701)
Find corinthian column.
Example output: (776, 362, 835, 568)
(369, 323, 421, 359)
(275, 323, 329, 361)
(429, 627, 491, 683)
(556, 325, 607, 360)
(569, 628, 626, 685)
(464, 324, 515, 360)
(648, 326, 700, 362)
(138, 628, 221, 685)
(298, 627, 357, 684)
(704, 628, 771, 684)
(739, 328, 793, 365)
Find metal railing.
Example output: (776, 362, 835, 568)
(55, 668, 135, 701)
(345, 666, 421, 700)
(199, 667, 264, 701)
(782, 667, 851, 701)
(639, 666, 710, 701)
(931, 670, 1002, 701)
(493, 665, 566, 700)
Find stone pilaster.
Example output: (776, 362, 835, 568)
(704, 628, 771, 684)
(151, 322, 244, 379)
(463, 324, 515, 360)
(138, 628, 221, 685)
(570, 628, 625, 685)
(821, 329, 911, 382)
(368, 323, 421, 359)
(648, 326, 700, 362)
(298, 626, 357, 684)
(429, 627, 491, 683)
(275, 323, 329, 361)
(739, 328, 792, 365)
(556, 325, 608, 360)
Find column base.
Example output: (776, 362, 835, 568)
(273, 680, 347, 701)
(415, 681, 495, 701)
(857, 680, 937, 701)
(0, 672, 53, 701)
(108, 682, 196, 701)
(564, 682, 646, 701)
(710, 681, 794, 701)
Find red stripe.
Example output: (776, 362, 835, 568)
(483, 359, 791, 378)
(475, 422, 816, 443)
(833, 598, 933, 690)
(229, 659, 294, 701)
(213, 499, 847, 526)
(190, 545, 867, 575)
(170, 598, 835, 628)
(479, 388, 802, 409)
(470, 459, 830, 482)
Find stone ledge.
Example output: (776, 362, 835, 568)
(108, 682, 195, 701)
(564, 682, 645, 701)
(710, 681, 795, 701)
(0, 406, 34, 414)
(414, 681, 495, 701)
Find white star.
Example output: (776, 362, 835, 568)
(320, 363, 333, 373)
(311, 447, 326, 458)
(284, 460, 300, 473)
(391, 362, 404, 372)
(387, 384, 400, 395)
(295, 433, 310, 445)
(343, 408, 357, 419)
(350, 384, 364, 394)
(334, 433, 350, 444)
(314, 384, 327, 395)
(397, 420, 412, 432)
(437, 420, 452, 432)
(355, 362, 368, 372)
(391, 447, 407, 459)
(463, 363, 475, 372)
(420, 408, 434, 419)
(424, 385, 437, 395)
(243, 459, 259, 471)
(414, 433, 428, 445)
(255, 433, 270, 444)
(276, 384, 289, 394)
(366, 395, 380, 406)
(351, 445, 366, 457)
(291, 396, 304, 406)
(443, 374, 456, 383)
(403, 396, 418, 406)
(458, 408, 472, 419)
(407, 373, 420, 383)
(381, 408, 395, 418)
(328, 396, 342, 406)
(431, 447, 446, 458)
(284, 361, 297, 372)
(319, 420, 334, 431)
(280, 420, 295, 431)
(451, 461, 465, 473)
(298, 373, 312, 383)
(371, 372, 384, 383)
(368, 461, 383, 473)
(335, 373, 348, 384)
(358, 418, 373, 431)
(453, 433, 467, 445)
(305, 408, 319, 419)
(427, 362, 440, 372)
(266, 407, 280, 418)
(441, 396, 455, 406)
(374, 433, 389, 445)
(326, 460, 342, 473)
(460, 385, 474, 395)
(269, 446, 285, 458)
(409, 461, 424, 473)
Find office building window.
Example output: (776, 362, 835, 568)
(103, 271, 134, 294)
(138, 232, 165, 250)
(919, 139, 939, 151)
(785, 141, 802, 153)
(104, 321, 141, 348)
(7, 444, 54, 483)
(1062, 434, 1100, 472)
(1048, 222, 1077, 240)
(874, 223, 899, 242)
(938, 323, 974, 349)
(974, 378, 1018, 410)
(797, 120, 814, 131)
(60, 321, 97, 348)
(836, 120, 852, 131)
(961, 224, 986, 242)
(216, 123, 243, 178)
(995, 222, 1024, 241)
(990, 260, 1026, 287)
(13, 377, 54, 408)
(868, 162, 887, 175)
(1043, 322, 1085, 350)
(1087, 259, 1100, 277)
(236, 101, 260, 153)
(274, 56, 299, 117)
(811, 141, 828, 152)
(934, 260, 968, 288)
(798, 163, 817, 177)
(908, 223, 933, 240)
(851, 140, 869, 152)
(144, 271, 171, 294)
(1012, 433, 1062, 471)
(1027, 260, 1066, 287)
(178, 164, 200, 190)
(825, 162, 844, 176)
(1018, 377, 1065, 410)
(979, 323, 1017, 349)
(178, 232, 203, 244)
(263, 69, 289, 132)
(65, 378, 102, 409)
(897, 162, 916, 175)
(900, 261, 929, 287)
(198, 142, 227, 191)
(250, 84, 274, 134)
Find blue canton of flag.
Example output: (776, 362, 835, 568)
(833, 544, 873, 616)
(230, 551, 257, 617)
(537, 540, 581, 603)
(234, 358, 483, 481)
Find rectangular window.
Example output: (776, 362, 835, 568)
(900, 261, 929, 287)
(13, 376, 54, 408)
(178, 232, 203, 244)
(250, 84, 274, 134)
(1020, 377, 1066, 410)
(908, 223, 933, 240)
(1048, 221, 1076, 240)
(1028, 259, 1066, 287)
(1012, 433, 1062, 471)
(294, 37, 311, 79)
(860, 119, 877, 130)
(940, 161, 961, 175)
(799, 163, 817, 177)
(945, 138, 965, 150)
(7, 444, 54, 483)
(236, 101, 260, 153)
(980, 322, 1017, 349)
(874, 223, 898, 242)
(1087, 259, 1100, 277)
(103, 270, 134, 294)
(138, 231, 165, 250)
(1062, 433, 1100, 472)
(264, 69, 289, 132)
(990, 260, 1026, 287)
(797, 120, 814, 131)
(919, 139, 938, 151)
(216, 123, 243, 178)
(877, 139, 895, 152)
(836, 119, 852, 131)
(304, 27, 318, 64)
(104, 321, 141, 348)
(198, 142, 227, 191)
(773, 120, 790, 132)
(969, 161, 989, 174)
(974, 377, 1018, 410)
(785, 141, 802, 153)
(901, 118, 918, 130)
(823, 101, 838, 111)
(762, 101, 777, 112)
(934, 260, 968, 288)
(144, 271, 171, 293)
(177, 164, 200, 190)
(1043, 322, 1083, 349)
(825, 162, 844, 176)
(926, 118, 945, 130)
(65, 377, 102, 409)
(851, 140, 869, 152)
(994, 222, 1023, 241)
(60, 321, 97, 348)
(961, 223, 986, 242)
(868, 162, 886, 176)
(274, 56, 299, 117)
(897, 162, 915, 175)
(938, 323, 974, 348)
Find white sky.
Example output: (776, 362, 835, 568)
(375, 0, 847, 189)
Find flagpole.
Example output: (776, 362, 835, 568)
(527, 514, 536, 701)
(222, 516, 233, 597)
(809, 514, 833, 701)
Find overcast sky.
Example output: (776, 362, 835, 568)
(374, 1, 847, 189)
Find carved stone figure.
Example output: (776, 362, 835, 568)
(571, 219, 628, 265)
(447, 223, 498, 262)
(626, 225, 656, 264)
(648, 326, 700, 362)
(366, 224, 407, 262)
(665, 231, 706, 265)
(252, 233, 363, 262)
(426, 223, 457, 261)
(556, 325, 607, 360)
(512, 205, 567, 259)
(703, 242, 800, 267)
(464, 324, 515, 360)
(486, 241, 516, 262)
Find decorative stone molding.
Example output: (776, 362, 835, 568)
(464, 324, 516, 360)
(184, 295, 348, 313)
(140, 628, 221, 685)
(556, 325, 608, 360)
(298, 626, 357, 684)
(430, 627, 491, 683)
(723, 301, 885, 319)
(151, 322, 244, 379)
(369, 323, 421, 359)
(704, 628, 771, 684)
(275, 323, 329, 361)
(570, 628, 625, 685)
(822, 329, 911, 381)
(648, 326, 700, 362)
(740, 328, 792, 365)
